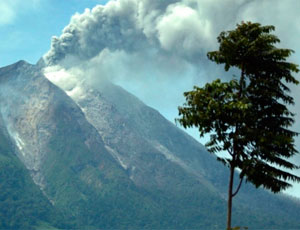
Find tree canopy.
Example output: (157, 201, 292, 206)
(177, 22, 300, 229)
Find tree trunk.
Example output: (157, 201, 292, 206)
(227, 165, 235, 230)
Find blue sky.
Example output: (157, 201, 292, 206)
(0, 0, 108, 67)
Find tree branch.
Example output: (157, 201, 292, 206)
(232, 175, 244, 197)
(228, 148, 233, 156)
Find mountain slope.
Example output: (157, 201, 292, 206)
(0, 61, 226, 229)
(0, 108, 64, 229)
(0, 60, 299, 229)
(0, 61, 165, 229)
(75, 80, 300, 228)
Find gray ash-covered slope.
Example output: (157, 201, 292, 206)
(0, 60, 299, 229)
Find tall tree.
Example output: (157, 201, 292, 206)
(177, 22, 300, 230)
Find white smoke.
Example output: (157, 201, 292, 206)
(44, 0, 253, 65)
(42, 0, 300, 197)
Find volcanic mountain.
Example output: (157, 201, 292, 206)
(0, 60, 299, 229)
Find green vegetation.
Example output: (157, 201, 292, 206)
(40, 100, 227, 229)
(178, 22, 300, 230)
(0, 124, 63, 229)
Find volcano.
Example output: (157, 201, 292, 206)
(0, 60, 299, 229)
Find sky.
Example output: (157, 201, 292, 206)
(0, 0, 107, 67)
(1, 0, 300, 197)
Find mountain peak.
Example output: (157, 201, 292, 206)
(0, 60, 31, 71)
(0, 60, 34, 81)
(10, 60, 31, 67)
(16, 60, 27, 64)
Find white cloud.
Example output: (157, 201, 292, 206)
(0, 0, 42, 25)
(156, 4, 213, 56)
(0, 2, 16, 25)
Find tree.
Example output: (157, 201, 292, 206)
(177, 22, 300, 230)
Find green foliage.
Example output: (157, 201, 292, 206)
(178, 21, 300, 192)
(179, 78, 250, 156)
(177, 21, 300, 229)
